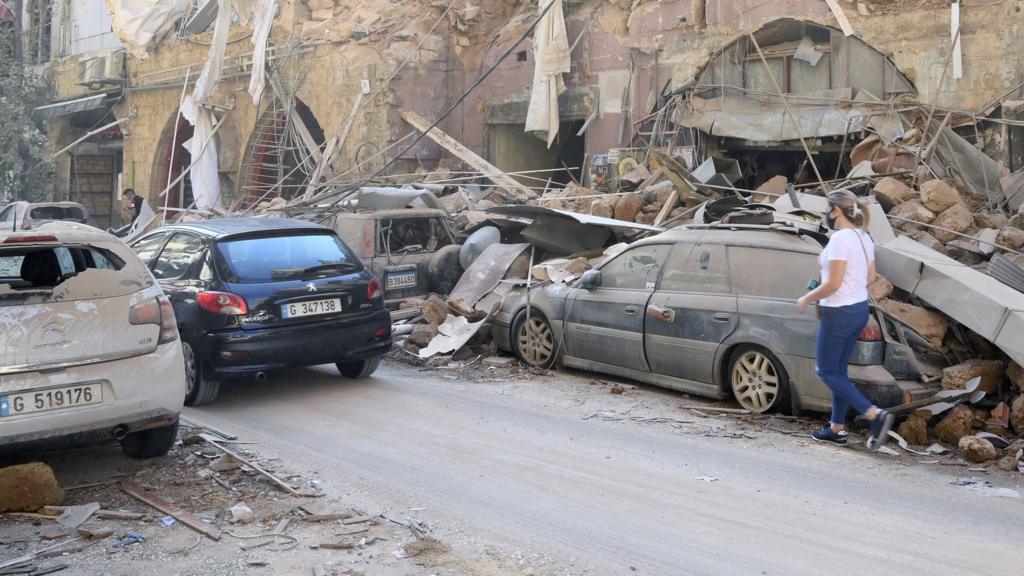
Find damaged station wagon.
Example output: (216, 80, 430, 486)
(494, 224, 939, 414)
(0, 222, 186, 458)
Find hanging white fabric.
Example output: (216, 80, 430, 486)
(179, 96, 223, 210)
(105, 0, 190, 58)
(192, 0, 232, 103)
(524, 0, 570, 148)
(248, 0, 277, 105)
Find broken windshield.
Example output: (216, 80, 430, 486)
(215, 233, 361, 283)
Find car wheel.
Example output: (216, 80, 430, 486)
(512, 309, 557, 368)
(427, 245, 463, 294)
(183, 341, 221, 406)
(120, 420, 180, 459)
(336, 356, 381, 378)
(728, 345, 790, 414)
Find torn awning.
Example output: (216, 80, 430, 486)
(33, 93, 111, 120)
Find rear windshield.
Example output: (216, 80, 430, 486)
(215, 233, 361, 283)
(29, 206, 87, 222)
(0, 245, 125, 291)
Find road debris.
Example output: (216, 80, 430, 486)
(0, 464, 63, 513)
(122, 483, 222, 541)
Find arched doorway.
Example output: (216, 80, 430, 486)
(236, 97, 325, 209)
(150, 112, 195, 213)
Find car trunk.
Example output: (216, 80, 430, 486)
(1, 244, 160, 374)
(212, 231, 377, 330)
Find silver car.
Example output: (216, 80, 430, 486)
(493, 225, 938, 414)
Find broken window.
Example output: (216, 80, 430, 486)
(599, 244, 670, 290)
(377, 218, 452, 258)
(660, 243, 729, 294)
(1, 245, 125, 291)
(743, 46, 830, 94)
(131, 232, 171, 265)
(152, 233, 205, 280)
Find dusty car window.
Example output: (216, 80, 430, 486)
(378, 218, 449, 256)
(728, 247, 818, 299)
(660, 243, 730, 293)
(132, 232, 170, 264)
(599, 245, 670, 290)
(152, 233, 205, 280)
(30, 206, 87, 222)
(0, 206, 12, 223)
(216, 233, 360, 283)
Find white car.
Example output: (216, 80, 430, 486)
(0, 222, 186, 458)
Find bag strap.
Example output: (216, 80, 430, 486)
(854, 230, 871, 268)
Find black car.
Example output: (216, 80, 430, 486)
(130, 218, 392, 405)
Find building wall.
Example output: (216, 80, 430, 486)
(44, 0, 1024, 209)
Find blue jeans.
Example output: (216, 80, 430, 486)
(816, 300, 873, 425)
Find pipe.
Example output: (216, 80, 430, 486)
(254, 372, 267, 382)
(112, 425, 129, 441)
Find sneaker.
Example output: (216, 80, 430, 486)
(866, 410, 895, 451)
(811, 425, 848, 446)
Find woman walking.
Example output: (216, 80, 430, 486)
(797, 190, 894, 450)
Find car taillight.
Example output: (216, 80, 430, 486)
(129, 296, 179, 344)
(197, 291, 249, 315)
(3, 234, 57, 244)
(367, 276, 384, 300)
(859, 316, 883, 342)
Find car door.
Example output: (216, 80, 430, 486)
(149, 232, 209, 339)
(646, 241, 737, 385)
(563, 244, 670, 372)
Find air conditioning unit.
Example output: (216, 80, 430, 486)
(101, 51, 126, 82)
(76, 57, 104, 86)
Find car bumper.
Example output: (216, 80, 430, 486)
(204, 310, 393, 376)
(0, 342, 186, 450)
(849, 364, 937, 409)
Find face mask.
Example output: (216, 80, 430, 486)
(824, 208, 837, 230)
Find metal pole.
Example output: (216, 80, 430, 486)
(162, 66, 192, 224)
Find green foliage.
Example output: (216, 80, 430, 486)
(0, 25, 53, 203)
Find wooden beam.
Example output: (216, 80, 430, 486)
(198, 434, 304, 496)
(400, 109, 536, 202)
(824, 0, 855, 36)
(122, 483, 222, 541)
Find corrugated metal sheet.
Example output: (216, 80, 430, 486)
(987, 254, 1024, 293)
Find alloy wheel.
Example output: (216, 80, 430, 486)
(517, 317, 555, 367)
(731, 350, 780, 413)
(182, 342, 197, 398)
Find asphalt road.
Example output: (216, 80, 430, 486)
(186, 361, 1022, 576)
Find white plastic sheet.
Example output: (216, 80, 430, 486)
(179, 96, 222, 211)
(524, 0, 570, 148)
(248, 0, 276, 105)
(193, 0, 231, 103)
(105, 0, 189, 58)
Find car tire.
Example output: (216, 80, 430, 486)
(120, 420, 179, 459)
(336, 356, 381, 378)
(727, 345, 791, 414)
(183, 341, 221, 406)
(511, 309, 558, 369)
(427, 245, 463, 294)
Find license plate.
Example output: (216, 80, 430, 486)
(281, 298, 342, 319)
(0, 383, 103, 417)
(386, 270, 418, 290)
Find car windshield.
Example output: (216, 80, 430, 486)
(0, 244, 126, 301)
(215, 233, 361, 283)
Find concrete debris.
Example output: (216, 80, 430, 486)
(896, 410, 930, 445)
(941, 359, 1005, 394)
(919, 180, 962, 213)
(958, 436, 998, 463)
(0, 463, 64, 513)
(1011, 395, 1024, 435)
(228, 503, 255, 524)
(875, 300, 948, 349)
(935, 404, 976, 445)
(872, 177, 915, 211)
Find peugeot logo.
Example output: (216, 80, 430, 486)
(306, 283, 318, 293)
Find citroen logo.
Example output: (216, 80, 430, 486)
(36, 322, 70, 349)
(306, 283, 318, 293)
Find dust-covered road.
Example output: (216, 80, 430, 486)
(186, 360, 1022, 576)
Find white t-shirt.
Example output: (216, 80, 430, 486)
(819, 228, 875, 307)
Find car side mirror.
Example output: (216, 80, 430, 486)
(579, 270, 602, 289)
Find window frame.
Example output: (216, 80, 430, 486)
(151, 232, 206, 281)
(657, 241, 731, 295)
(742, 49, 833, 94)
(596, 243, 672, 291)
(130, 231, 173, 267)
